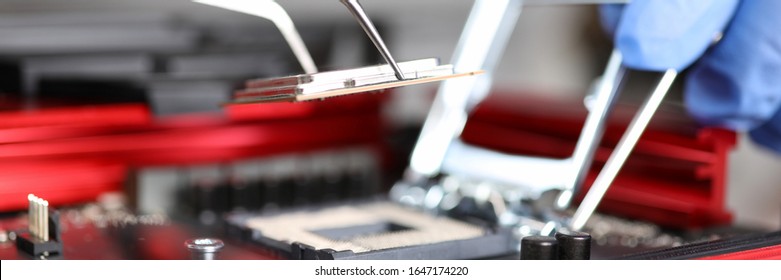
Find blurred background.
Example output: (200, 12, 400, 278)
(0, 0, 779, 237)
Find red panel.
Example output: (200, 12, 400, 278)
(0, 94, 388, 211)
(0, 161, 125, 211)
(0, 104, 151, 128)
(698, 245, 781, 260)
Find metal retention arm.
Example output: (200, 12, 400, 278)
(407, 0, 627, 180)
(570, 69, 678, 231)
(408, 0, 524, 178)
(435, 49, 626, 200)
(555, 49, 627, 209)
(193, 0, 318, 74)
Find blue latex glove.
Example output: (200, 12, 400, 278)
(601, 0, 781, 154)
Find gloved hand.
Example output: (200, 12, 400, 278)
(600, 0, 781, 154)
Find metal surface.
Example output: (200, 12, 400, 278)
(245, 58, 439, 89)
(185, 238, 225, 260)
(238, 70, 482, 103)
(340, 0, 405, 80)
(235, 67, 459, 102)
(571, 69, 678, 231)
(555, 50, 626, 209)
(441, 140, 571, 197)
(244, 65, 453, 97)
(193, 0, 318, 74)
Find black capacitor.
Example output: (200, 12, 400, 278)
(555, 229, 592, 260)
(520, 236, 559, 260)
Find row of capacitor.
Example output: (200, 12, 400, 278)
(133, 148, 383, 224)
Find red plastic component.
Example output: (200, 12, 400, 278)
(0, 93, 388, 212)
(462, 93, 736, 229)
(697, 244, 781, 260)
(0, 103, 151, 129)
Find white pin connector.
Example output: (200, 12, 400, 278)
(18, 194, 62, 257)
(27, 194, 50, 241)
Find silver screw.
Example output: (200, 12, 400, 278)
(185, 238, 224, 260)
